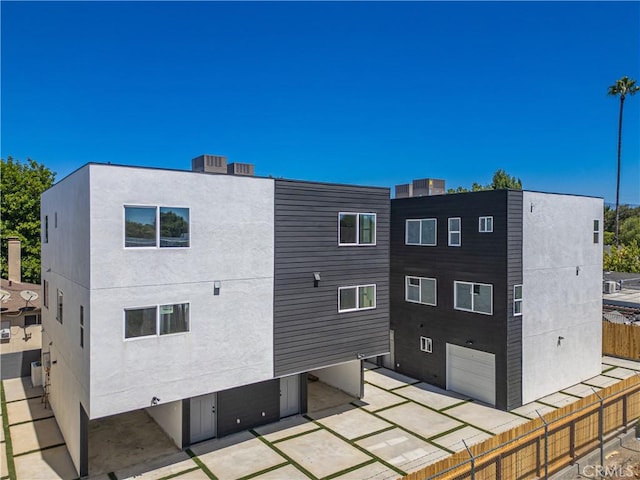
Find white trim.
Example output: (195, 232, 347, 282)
(124, 302, 191, 340)
(453, 281, 493, 315)
(420, 336, 432, 353)
(448, 217, 461, 247)
(593, 219, 600, 244)
(338, 212, 377, 246)
(338, 284, 377, 313)
(479, 216, 494, 233)
(405, 276, 437, 306)
(513, 284, 523, 316)
(405, 218, 437, 246)
(124, 205, 191, 249)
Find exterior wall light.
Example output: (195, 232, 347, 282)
(213, 281, 221, 296)
(313, 272, 321, 288)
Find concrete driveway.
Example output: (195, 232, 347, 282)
(2, 356, 639, 480)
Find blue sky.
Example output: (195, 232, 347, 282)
(2, 1, 639, 203)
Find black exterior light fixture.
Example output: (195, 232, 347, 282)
(313, 272, 321, 288)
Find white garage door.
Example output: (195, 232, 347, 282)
(446, 344, 496, 406)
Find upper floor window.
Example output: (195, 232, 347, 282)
(448, 218, 461, 246)
(406, 276, 437, 306)
(124, 302, 190, 339)
(593, 220, 600, 244)
(338, 284, 376, 312)
(56, 289, 64, 323)
(406, 219, 437, 246)
(454, 281, 493, 315)
(43, 280, 49, 308)
(44, 216, 49, 243)
(125, 206, 190, 248)
(514, 285, 523, 316)
(479, 216, 493, 233)
(338, 213, 376, 246)
(80, 305, 85, 348)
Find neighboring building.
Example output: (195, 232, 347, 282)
(41, 159, 390, 476)
(389, 189, 603, 410)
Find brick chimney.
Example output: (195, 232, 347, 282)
(7, 236, 21, 283)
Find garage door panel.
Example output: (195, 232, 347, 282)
(447, 344, 496, 406)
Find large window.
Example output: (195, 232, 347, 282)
(338, 285, 376, 312)
(593, 219, 600, 244)
(338, 213, 376, 246)
(124, 303, 190, 339)
(454, 281, 493, 315)
(406, 276, 437, 306)
(448, 218, 461, 246)
(56, 289, 63, 323)
(479, 216, 493, 233)
(406, 219, 437, 246)
(514, 285, 523, 316)
(125, 206, 190, 248)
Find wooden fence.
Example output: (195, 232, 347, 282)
(602, 321, 640, 359)
(402, 374, 640, 480)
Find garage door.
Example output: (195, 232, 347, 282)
(446, 344, 496, 406)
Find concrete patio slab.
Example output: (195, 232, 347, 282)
(251, 464, 309, 480)
(364, 369, 419, 391)
(354, 383, 406, 412)
(13, 445, 77, 480)
(1, 442, 7, 478)
(604, 367, 638, 380)
(308, 380, 356, 413)
(444, 402, 527, 434)
(538, 391, 580, 408)
(376, 402, 462, 439)
(332, 461, 398, 480)
(10, 417, 64, 455)
(356, 427, 449, 474)
(171, 469, 210, 480)
(312, 405, 393, 440)
(197, 437, 286, 480)
(430, 425, 493, 452)
(582, 375, 620, 389)
(6, 397, 54, 425)
(189, 430, 255, 455)
(275, 428, 371, 478)
(602, 356, 640, 371)
(511, 402, 557, 419)
(393, 382, 468, 411)
(561, 384, 600, 398)
(254, 416, 318, 443)
(117, 452, 195, 480)
(2, 377, 43, 402)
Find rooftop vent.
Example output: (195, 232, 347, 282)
(227, 162, 255, 176)
(395, 178, 446, 198)
(192, 154, 227, 174)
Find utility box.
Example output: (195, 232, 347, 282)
(31, 361, 42, 387)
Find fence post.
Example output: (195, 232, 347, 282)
(462, 439, 475, 480)
(593, 388, 604, 470)
(623, 394, 628, 434)
(536, 410, 549, 480)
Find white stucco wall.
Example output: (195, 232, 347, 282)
(41, 166, 92, 475)
(146, 400, 182, 448)
(521, 191, 603, 404)
(310, 360, 362, 398)
(88, 165, 275, 418)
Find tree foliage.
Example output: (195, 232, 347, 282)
(604, 244, 640, 273)
(1, 157, 56, 283)
(604, 205, 640, 246)
(447, 169, 523, 193)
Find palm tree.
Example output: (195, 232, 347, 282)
(608, 76, 639, 245)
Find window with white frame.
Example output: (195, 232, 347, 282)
(514, 285, 523, 316)
(56, 289, 63, 323)
(406, 218, 437, 246)
(125, 206, 190, 248)
(454, 281, 493, 315)
(593, 219, 600, 244)
(124, 303, 190, 339)
(44, 216, 48, 243)
(80, 305, 84, 348)
(479, 216, 493, 233)
(338, 285, 376, 312)
(43, 280, 49, 308)
(406, 276, 437, 306)
(420, 336, 432, 353)
(338, 213, 376, 246)
(448, 218, 461, 246)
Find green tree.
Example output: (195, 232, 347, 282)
(1, 157, 56, 283)
(604, 243, 640, 273)
(604, 204, 640, 244)
(608, 76, 639, 245)
(447, 169, 523, 193)
(620, 216, 640, 247)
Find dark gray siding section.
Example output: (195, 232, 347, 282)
(217, 379, 280, 437)
(390, 190, 512, 410)
(506, 190, 523, 410)
(274, 180, 390, 376)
